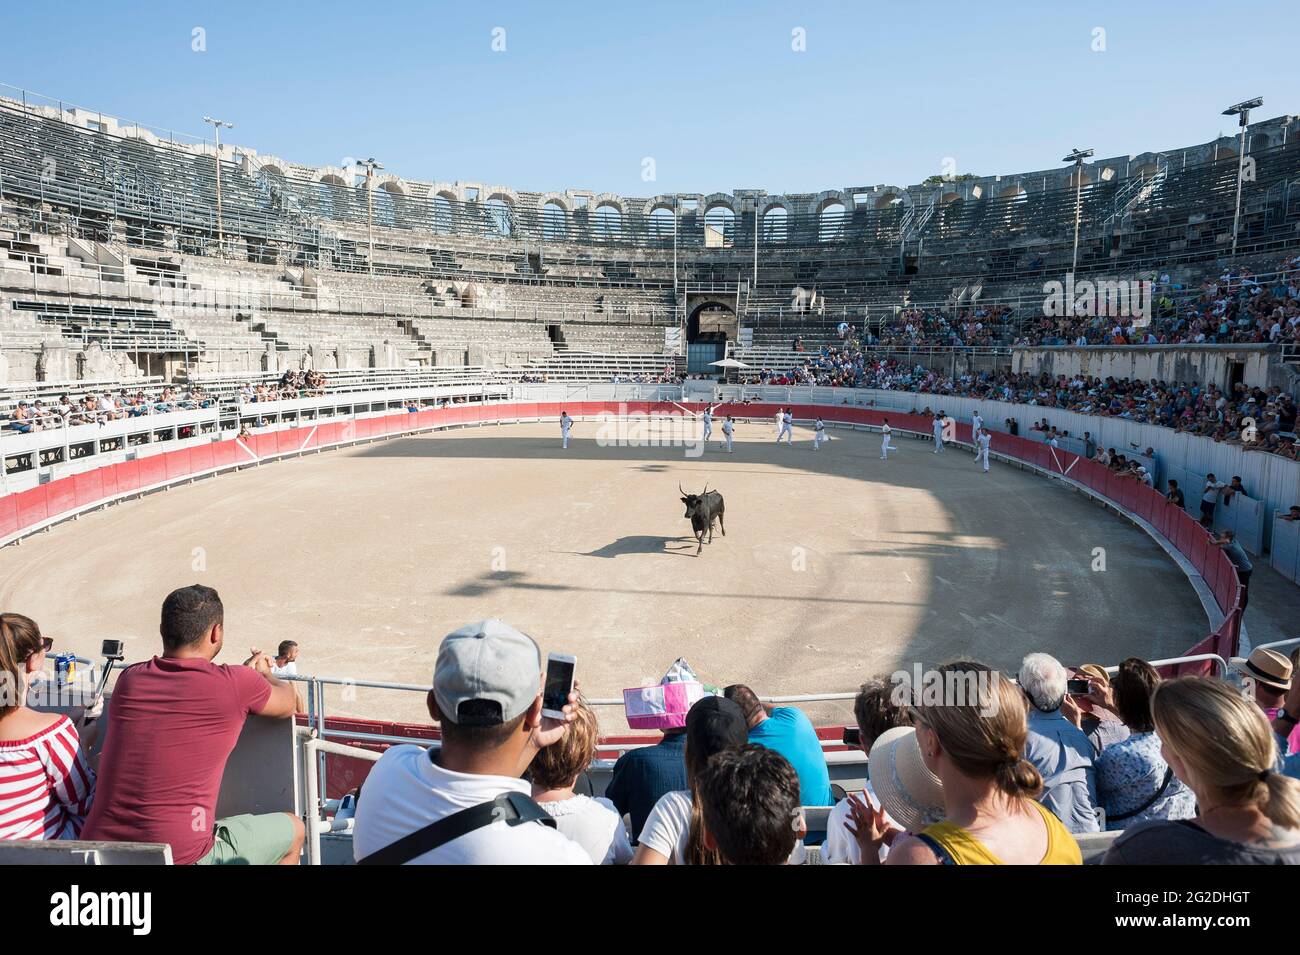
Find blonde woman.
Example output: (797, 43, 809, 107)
(530, 698, 633, 865)
(851, 661, 1081, 864)
(1103, 677, 1300, 864)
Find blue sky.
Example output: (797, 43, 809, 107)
(1, 1, 1295, 196)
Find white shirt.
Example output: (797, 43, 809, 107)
(815, 420, 824, 432)
(537, 794, 633, 865)
(639, 789, 806, 865)
(722, 420, 733, 435)
(270, 660, 298, 678)
(638, 789, 693, 863)
(972, 414, 983, 433)
(978, 433, 991, 451)
(932, 418, 943, 435)
(352, 745, 591, 865)
(560, 416, 571, 432)
(822, 784, 897, 865)
(783, 413, 793, 427)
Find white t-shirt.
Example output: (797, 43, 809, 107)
(270, 660, 298, 678)
(822, 784, 897, 865)
(639, 789, 807, 865)
(537, 794, 633, 865)
(722, 420, 733, 435)
(638, 789, 693, 864)
(352, 745, 591, 865)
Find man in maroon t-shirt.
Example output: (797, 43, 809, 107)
(82, 585, 303, 864)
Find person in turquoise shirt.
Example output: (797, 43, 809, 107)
(724, 685, 833, 806)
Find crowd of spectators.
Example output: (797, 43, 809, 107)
(4, 371, 332, 435)
(1015, 253, 1300, 347)
(6, 601, 1296, 866)
(753, 345, 1299, 460)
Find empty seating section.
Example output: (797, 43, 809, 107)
(2, 93, 1299, 384)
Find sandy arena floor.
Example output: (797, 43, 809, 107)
(0, 421, 1210, 731)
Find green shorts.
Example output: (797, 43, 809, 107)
(195, 812, 297, 866)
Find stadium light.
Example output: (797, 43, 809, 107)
(357, 158, 384, 275)
(1062, 147, 1094, 274)
(202, 116, 234, 256)
(1222, 97, 1262, 256)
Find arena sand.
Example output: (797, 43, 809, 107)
(0, 420, 1208, 731)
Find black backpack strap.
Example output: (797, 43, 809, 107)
(356, 791, 556, 866)
(1107, 767, 1174, 823)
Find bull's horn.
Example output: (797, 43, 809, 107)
(678, 482, 686, 496)
(701, 484, 708, 495)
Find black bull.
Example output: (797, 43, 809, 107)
(679, 484, 725, 555)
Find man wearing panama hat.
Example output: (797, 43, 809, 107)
(1236, 648, 1298, 756)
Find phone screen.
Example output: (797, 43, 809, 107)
(1066, 679, 1091, 696)
(543, 657, 575, 713)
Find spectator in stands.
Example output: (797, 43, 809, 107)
(1280, 505, 1300, 522)
(723, 684, 833, 806)
(0, 614, 96, 840)
(824, 676, 911, 864)
(1165, 479, 1185, 509)
(697, 744, 804, 865)
(1103, 677, 1300, 864)
(1235, 648, 1294, 743)
(81, 586, 304, 865)
(1019, 653, 1101, 833)
(1212, 530, 1254, 608)
(352, 619, 588, 865)
(1085, 659, 1195, 829)
(1200, 474, 1224, 526)
(632, 696, 749, 865)
(1066, 664, 1129, 755)
(270, 640, 298, 678)
(530, 698, 634, 865)
(855, 662, 1082, 865)
(605, 727, 688, 846)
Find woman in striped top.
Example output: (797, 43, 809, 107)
(0, 614, 96, 840)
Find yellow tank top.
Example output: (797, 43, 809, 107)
(918, 801, 1082, 865)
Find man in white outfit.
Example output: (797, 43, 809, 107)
(880, 418, 896, 460)
(976, 427, 992, 473)
(813, 417, 827, 451)
(701, 407, 713, 446)
(971, 410, 984, 456)
(778, 410, 794, 445)
(932, 413, 945, 453)
(721, 416, 735, 452)
(560, 411, 572, 449)
(775, 408, 784, 438)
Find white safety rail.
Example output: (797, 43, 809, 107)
(277, 648, 1243, 865)
(1, 405, 221, 493)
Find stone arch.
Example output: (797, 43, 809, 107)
(761, 203, 789, 243)
(591, 200, 623, 241)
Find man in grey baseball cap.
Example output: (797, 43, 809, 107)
(354, 620, 590, 864)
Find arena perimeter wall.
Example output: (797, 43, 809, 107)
(0, 400, 1242, 785)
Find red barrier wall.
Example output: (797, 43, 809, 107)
(3, 401, 1242, 677)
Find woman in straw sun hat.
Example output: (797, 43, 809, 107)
(850, 661, 1082, 865)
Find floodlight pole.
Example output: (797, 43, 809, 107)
(1223, 98, 1262, 257)
(203, 116, 234, 256)
(358, 158, 383, 275)
(1063, 147, 1093, 275)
